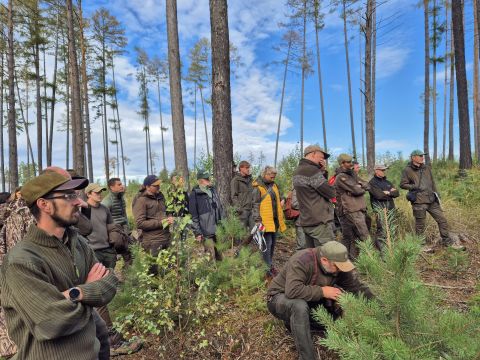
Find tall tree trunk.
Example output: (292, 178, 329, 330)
(48, 14, 59, 167)
(300, 0, 307, 154)
(343, 0, 357, 160)
(78, 0, 94, 181)
(314, 8, 327, 151)
(66, 0, 85, 176)
(475, 0, 480, 162)
(34, 43, 42, 172)
(42, 47, 49, 167)
(364, 0, 375, 174)
(371, 1, 376, 166)
(448, 17, 455, 161)
(359, 24, 365, 167)
(16, 74, 35, 167)
(156, 78, 167, 171)
(199, 86, 210, 157)
(0, 51, 5, 191)
(166, 0, 189, 181)
(452, 0, 472, 170)
(101, 44, 109, 180)
(424, 0, 431, 163)
(210, 0, 234, 206)
(274, 35, 292, 168)
(111, 59, 126, 184)
(432, 0, 439, 161)
(194, 83, 197, 169)
(442, 2, 449, 161)
(7, 0, 18, 190)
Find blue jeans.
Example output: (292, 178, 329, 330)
(262, 232, 276, 269)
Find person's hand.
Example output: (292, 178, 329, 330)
(322, 286, 343, 301)
(383, 191, 390, 195)
(86, 263, 109, 283)
(167, 216, 174, 225)
(195, 235, 203, 242)
(77, 197, 89, 209)
(391, 188, 397, 192)
(319, 159, 327, 168)
(280, 199, 285, 208)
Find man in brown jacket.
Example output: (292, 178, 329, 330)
(400, 150, 464, 250)
(293, 145, 336, 248)
(267, 241, 373, 360)
(230, 160, 254, 229)
(334, 154, 370, 259)
(132, 175, 173, 257)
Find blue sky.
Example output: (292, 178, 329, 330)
(31, 0, 479, 180)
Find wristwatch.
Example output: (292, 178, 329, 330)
(68, 287, 81, 303)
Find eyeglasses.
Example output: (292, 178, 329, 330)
(44, 193, 79, 201)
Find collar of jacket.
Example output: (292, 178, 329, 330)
(27, 224, 76, 248)
(193, 185, 214, 194)
(234, 173, 251, 182)
(374, 175, 387, 180)
(141, 190, 164, 201)
(335, 167, 354, 176)
(299, 158, 322, 169)
(112, 191, 124, 199)
(408, 161, 424, 170)
(253, 176, 272, 189)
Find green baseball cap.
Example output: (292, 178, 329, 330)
(319, 241, 355, 272)
(337, 153, 353, 165)
(85, 183, 106, 194)
(21, 172, 89, 207)
(410, 149, 426, 157)
(197, 170, 211, 180)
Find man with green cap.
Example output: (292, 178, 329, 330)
(293, 145, 336, 249)
(334, 153, 371, 259)
(400, 150, 464, 250)
(189, 170, 224, 260)
(267, 241, 373, 360)
(0, 171, 118, 360)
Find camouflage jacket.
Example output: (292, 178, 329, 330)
(0, 198, 35, 265)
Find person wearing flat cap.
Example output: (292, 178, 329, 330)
(189, 170, 224, 261)
(334, 153, 370, 260)
(368, 165, 399, 250)
(132, 175, 173, 260)
(0, 171, 118, 360)
(267, 241, 373, 360)
(400, 150, 464, 251)
(293, 145, 336, 249)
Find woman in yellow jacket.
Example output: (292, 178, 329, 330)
(252, 166, 286, 277)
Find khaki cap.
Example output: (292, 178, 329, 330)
(374, 164, 389, 170)
(337, 153, 353, 165)
(303, 145, 330, 159)
(85, 183, 106, 194)
(21, 172, 88, 207)
(319, 241, 355, 272)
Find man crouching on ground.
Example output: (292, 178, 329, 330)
(0, 172, 118, 360)
(266, 241, 373, 360)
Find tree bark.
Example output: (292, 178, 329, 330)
(448, 17, 455, 161)
(199, 86, 210, 157)
(314, 6, 327, 152)
(42, 47, 48, 168)
(364, 0, 375, 174)
(66, 0, 85, 176)
(475, 0, 480, 162)
(48, 13, 59, 167)
(359, 24, 365, 167)
(424, 0, 431, 163)
(0, 50, 5, 191)
(442, 3, 449, 161)
(194, 83, 197, 169)
(300, 0, 307, 154)
(343, 0, 357, 160)
(111, 59, 127, 185)
(166, 0, 189, 181)
(7, 0, 18, 190)
(452, 0, 472, 170)
(432, 0, 438, 161)
(210, 0, 234, 206)
(34, 42, 42, 172)
(156, 78, 167, 171)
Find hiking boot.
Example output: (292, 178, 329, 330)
(110, 337, 144, 357)
(448, 241, 466, 251)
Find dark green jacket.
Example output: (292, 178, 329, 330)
(267, 247, 373, 301)
(400, 162, 437, 204)
(230, 173, 253, 213)
(0, 225, 118, 360)
(334, 167, 369, 216)
(101, 191, 128, 227)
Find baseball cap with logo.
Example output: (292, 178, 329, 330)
(21, 172, 89, 207)
(410, 149, 426, 157)
(143, 175, 161, 187)
(85, 183, 107, 194)
(337, 153, 353, 165)
(374, 164, 389, 171)
(303, 145, 330, 159)
(319, 241, 355, 272)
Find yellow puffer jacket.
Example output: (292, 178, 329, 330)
(252, 179, 286, 233)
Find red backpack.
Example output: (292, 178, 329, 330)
(284, 191, 300, 220)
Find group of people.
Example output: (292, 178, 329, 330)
(0, 144, 465, 360)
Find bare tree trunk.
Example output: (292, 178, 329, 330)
(443, 3, 449, 161)
(66, 0, 85, 176)
(371, 1, 376, 165)
(343, 0, 357, 160)
(199, 86, 210, 158)
(424, 0, 431, 163)
(359, 24, 365, 167)
(111, 59, 126, 184)
(210, 0, 234, 206)
(43, 47, 49, 167)
(16, 74, 35, 167)
(34, 43, 43, 172)
(432, 0, 439, 161)
(364, 0, 375, 174)
(194, 83, 197, 169)
(449, 17, 455, 161)
(101, 44, 109, 180)
(0, 51, 5, 191)
(274, 36, 292, 168)
(156, 78, 166, 170)
(78, 0, 94, 181)
(314, 10, 327, 151)
(475, 0, 480, 162)
(48, 14, 59, 167)
(300, 0, 307, 154)
(452, 0, 472, 170)
(166, 0, 189, 181)
(7, 0, 18, 190)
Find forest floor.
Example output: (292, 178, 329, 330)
(117, 228, 479, 360)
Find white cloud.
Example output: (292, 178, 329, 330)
(376, 46, 411, 79)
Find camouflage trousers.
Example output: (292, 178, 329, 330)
(0, 307, 16, 358)
(339, 211, 370, 260)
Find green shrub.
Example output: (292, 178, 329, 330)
(216, 207, 248, 251)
